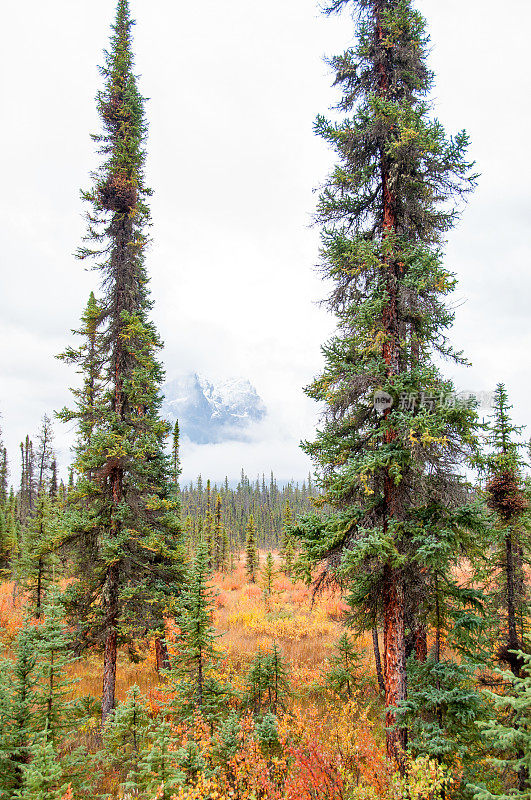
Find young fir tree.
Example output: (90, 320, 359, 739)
(34, 590, 79, 742)
(19, 436, 35, 524)
(17, 728, 66, 800)
(261, 552, 276, 610)
(398, 655, 487, 789)
(213, 492, 223, 570)
(221, 525, 231, 573)
(254, 711, 281, 758)
(204, 479, 214, 564)
(0, 421, 8, 532)
(0, 666, 19, 798)
(324, 632, 363, 700)
(175, 739, 205, 785)
(0, 437, 10, 575)
(124, 720, 183, 800)
(35, 416, 54, 495)
(0, 502, 16, 577)
(102, 683, 150, 782)
(472, 653, 531, 798)
(245, 514, 259, 583)
(297, 0, 479, 766)
(17, 737, 63, 800)
(49, 460, 58, 501)
(1, 493, 19, 579)
(0, 506, 8, 574)
(0, 626, 39, 797)
(169, 543, 223, 720)
(0, 425, 8, 508)
(19, 492, 58, 619)
(244, 643, 290, 716)
(280, 501, 296, 576)
(17, 416, 59, 617)
(213, 711, 241, 766)
(483, 384, 529, 676)
(57, 0, 185, 722)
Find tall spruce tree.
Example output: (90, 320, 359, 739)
(0, 419, 8, 507)
(172, 420, 181, 486)
(280, 500, 296, 576)
(0, 440, 16, 573)
(213, 492, 223, 570)
(297, 0, 478, 766)
(58, 0, 184, 722)
(18, 417, 58, 618)
(19, 436, 35, 524)
(483, 384, 529, 676)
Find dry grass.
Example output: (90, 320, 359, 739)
(0, 555, 377, 708)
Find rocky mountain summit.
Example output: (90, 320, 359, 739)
(161, 373, 266, 444)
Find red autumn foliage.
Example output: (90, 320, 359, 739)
(486, 471, 527, 520)
(99, 173, 138, 213)
(286, 744, 345, 800)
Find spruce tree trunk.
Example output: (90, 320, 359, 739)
(382, 563, 407, 763)
(415, 624, 428, 662)
(36, 554, 43, 620)
(372, 1, 408, 766)
(102, 513, 120, 724)
(102, 627, 117, 723)
(372, 627, 385, 695)
(47, 650, 54, 734)
(505, 529, 520, 674)
(100, 205, 131, 723)
(518, 763, 529, 793)
(197, 646, 203, 708)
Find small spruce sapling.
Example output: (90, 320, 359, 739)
(245, 514, 259, 583)
(324, 633, 363, 700)
(17, 728, 66, 800)
(261, 552, 277, 610)
(471, 652, 531, 798)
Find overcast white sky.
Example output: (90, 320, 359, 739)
(1, 0, 530, 485)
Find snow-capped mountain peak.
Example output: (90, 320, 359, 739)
(162, 373, 266, 444)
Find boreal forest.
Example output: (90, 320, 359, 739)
(0, 1, 530, 798)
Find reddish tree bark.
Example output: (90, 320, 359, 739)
(372, 626, 386, 695)
(382, 564, 407, 764)
(505, 532, 520, 664)
(415, 624, 428, 662)
(102, 627, 117, 723)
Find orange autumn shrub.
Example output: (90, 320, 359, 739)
(285, 744, 345, 800)
(290, 586, 311, 606)
(244, 584, 263, 600)
(0, 582, 25, 640)
(273, 575, 292, 593)
(215, 590, 230, 609)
